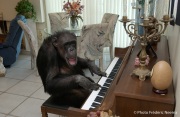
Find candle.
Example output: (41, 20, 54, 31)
(153, 0, 157, 17)
(144, 0, 149, 20)
(164, 0, 169, 15)
(123, 0, 127, 16)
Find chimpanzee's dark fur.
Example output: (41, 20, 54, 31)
(36, 31, 106, 107)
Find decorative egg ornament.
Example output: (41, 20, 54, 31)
(151, 61, 173, 94)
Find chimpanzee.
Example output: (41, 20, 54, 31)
(36, 31, 106, 107)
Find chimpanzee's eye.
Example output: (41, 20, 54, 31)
(64, 41, 76, 51)
(71, 43, 76, 48)
(64, 44, 69, 50)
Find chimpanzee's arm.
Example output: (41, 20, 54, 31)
(78, 57, 106, 77)
(46, 73, 100, 95)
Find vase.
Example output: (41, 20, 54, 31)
(70, 17, 78, 29)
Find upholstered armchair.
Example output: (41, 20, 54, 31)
(0, 15, 26, 67)
(78, 13, 119, 70)
(48, 12, 69, 34)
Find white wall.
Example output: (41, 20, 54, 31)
(0, 0, 45, 22)
(0, 0, 19, 21)
(166, 25, 180, 117)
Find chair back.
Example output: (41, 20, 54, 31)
(17, 20, 38, 69)
(48, 12, 69, 34)
(78, 13, 119, 61)
(101, 13, 119, 47)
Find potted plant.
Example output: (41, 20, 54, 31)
(15, 0, 36, 20)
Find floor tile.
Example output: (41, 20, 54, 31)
(15, 60, 32, 69)
(4, 68, 14, 74)
(31, 86, 50, 100)
(0, 93, 27, 114)
(0, 113, 6, 117)
(10, 98, 44, 117)
(17, 54, 31, 60)
(5, 115, 14, 117)
(48, 114, 61, 117)
(11, 59, 28, 68)
(5, 68, 35, 80)
(0, 78, 20, 92)
(6, 81, 42, 96)
(24, 71, 42, 83)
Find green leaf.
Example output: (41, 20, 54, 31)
(15, 0, 36, 20)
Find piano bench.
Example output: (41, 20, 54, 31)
(41, 96, 69, 117)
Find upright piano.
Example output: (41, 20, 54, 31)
(41, 37, 175, 117)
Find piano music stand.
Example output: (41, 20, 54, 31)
(41, 96, 69, 117)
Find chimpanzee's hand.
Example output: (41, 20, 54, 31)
(76, 75, 101, 91)
(87, 62, 106, 77)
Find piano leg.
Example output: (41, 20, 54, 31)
(41, 106, 48, 117)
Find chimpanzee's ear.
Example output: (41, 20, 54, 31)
(52, 37, 58, 47)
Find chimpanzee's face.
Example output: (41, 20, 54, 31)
(52, 32, 77, 66)
(63, 40, 77, 66)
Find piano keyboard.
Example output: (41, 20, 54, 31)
(81, 57, 122, 110)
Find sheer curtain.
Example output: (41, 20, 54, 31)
(45, 0, 135, 48)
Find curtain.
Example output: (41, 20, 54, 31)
(45, 0, 136, 48)
(154, 0, 170, 19)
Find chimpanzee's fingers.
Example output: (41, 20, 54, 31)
(101, 72, 107, 77)
(89, 69, 94, 76)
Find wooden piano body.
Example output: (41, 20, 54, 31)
(41, 37, 175, 117)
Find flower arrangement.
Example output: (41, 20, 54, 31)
(63, 0, 84, 28)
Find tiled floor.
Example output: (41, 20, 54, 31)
(0, 53, 111, 117)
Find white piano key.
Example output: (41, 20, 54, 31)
(105, 57, 119, 75)
(81, 77, 107, 110)
(81, 57, 119, 110)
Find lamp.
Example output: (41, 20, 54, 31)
(120, 0, 171, 81)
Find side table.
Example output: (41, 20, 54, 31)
(64, 27, 81, 37)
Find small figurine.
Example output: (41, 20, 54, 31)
(134, 57, 140, 66)
(134, 55, 150, 66)
(145, 55, 150, 65)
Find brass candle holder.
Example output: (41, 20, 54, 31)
(120, 15, 171, 81)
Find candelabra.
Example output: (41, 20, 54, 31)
(120, 15, 171, 81)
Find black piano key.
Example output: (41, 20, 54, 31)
(94, 96, 103, 103)
(91, 102, 100, 107)
(109, 72, 116, 76)
(100, 87, 108, 92)
(112, 69, 118, 73)
(92, 58, 122, 108)
(108, 74, 115, 79)
(82, 58, 123, 110)
(101, 86, 108, 90)
(101, 87, 108, 91)
(106, 79, 113, 84)
(114, 59, 122, 67)
(108, 75, 115, 79)
(98, 91, 106, 97)
(103, 83, 110, 87)
(89, 107, 95, 110)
